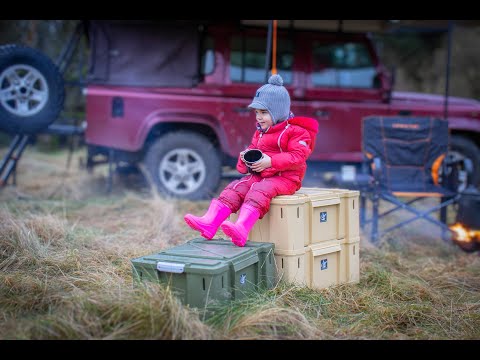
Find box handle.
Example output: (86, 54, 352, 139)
(311, 244, 341, 257)
(157, 261, 185, 273)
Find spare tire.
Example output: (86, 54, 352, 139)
(0, 44, 65, 134)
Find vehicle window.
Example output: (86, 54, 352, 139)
(311, 41, 376, 88)
(230, 36, 293, 84)
(201, 36, 215, 75)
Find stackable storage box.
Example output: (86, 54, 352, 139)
(227, 187, 360, 289)
(131, 238, 276, 309)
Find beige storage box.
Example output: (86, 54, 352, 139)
(305, 241, 341, 290)
(339, 236, 360, 284)
(274, 238, 360, 289)
(274, 248, 307, 285)
(231, 188, 341, 251)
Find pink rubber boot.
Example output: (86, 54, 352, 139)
(184, 199, 232, 240)
(221, 203, 260, 247)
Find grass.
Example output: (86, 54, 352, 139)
(0, 146, 479, 340)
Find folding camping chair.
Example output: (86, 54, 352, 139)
(359, 116, 462, 244)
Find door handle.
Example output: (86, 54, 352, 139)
(234, 107, 251, 113)
(314, 109, 330, 118)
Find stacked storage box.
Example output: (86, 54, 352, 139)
(302, 188, 360, 285)
(131, 238, 276, 309)
(229, 187, 360, 290)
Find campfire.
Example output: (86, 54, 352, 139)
(448, 185, 480, 253)
(450, 223, 480, 253)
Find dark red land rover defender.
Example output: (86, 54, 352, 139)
(4, 20, 476, 199)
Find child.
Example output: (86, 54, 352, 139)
(184, 74, 319, 247)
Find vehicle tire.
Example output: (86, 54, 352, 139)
(0, 44, 65, 134)
(449, 135, 480, 190)
(144, 131, 222, 200)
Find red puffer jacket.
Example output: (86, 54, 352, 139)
(236, 116, 319, 188)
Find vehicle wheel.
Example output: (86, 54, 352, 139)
(449, 135, 480, 191)
(144, 131, 222, 200)
(0, 44, 65, 134)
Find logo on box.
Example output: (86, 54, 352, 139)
(320, 212, 327, 222)
(321, 259, 328, 270)
(240, 273, 247, 285)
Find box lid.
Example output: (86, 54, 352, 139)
(270, 188, 341, 206)
(275, 247, 306, 256)
(271, 193, 310, 205)
(202, 238, 275, 254)
(302, 187, 360, 198)
(131, 238, 261, 275)
(296, 188, 340, 199)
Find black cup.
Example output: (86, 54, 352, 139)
(243, 149, 264, 165)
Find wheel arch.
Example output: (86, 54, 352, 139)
(144, 122, 221, 152)
(136, 113, 228, 155)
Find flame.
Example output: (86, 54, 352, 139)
(450, 223, 480, 243)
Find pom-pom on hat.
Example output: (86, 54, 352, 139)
(248, 74, 291, 124)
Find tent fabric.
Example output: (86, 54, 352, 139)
(362, 116, 449, 192)
(87, 20, 200, 87)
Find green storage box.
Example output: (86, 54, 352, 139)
(131, 238, 276, 309)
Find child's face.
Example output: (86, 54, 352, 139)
(254, 109, 273, 131)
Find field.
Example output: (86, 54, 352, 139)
(1, 146, 479, 340)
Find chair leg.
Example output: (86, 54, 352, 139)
(371, 193, 379, 244)
(440, 196, 450, 242)
(379, 194, 459, 243)
(440, 196, 448, 224)
(360, 191, 366, 229)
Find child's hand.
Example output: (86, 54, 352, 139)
(251, 154, 272, 173)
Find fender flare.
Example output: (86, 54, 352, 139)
(133, 110, 229, 151)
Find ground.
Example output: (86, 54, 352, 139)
(0, 146, 479, 340)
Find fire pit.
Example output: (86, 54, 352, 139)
(449, 185, 480, 253)
(450, 223, 480, 252)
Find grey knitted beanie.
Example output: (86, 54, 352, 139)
(248, 74, 291, 124)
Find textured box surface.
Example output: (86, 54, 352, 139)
(302, 187, 360, 242)
(339, 237, 360, 284)
(131, 239, 276, 309)
(274, 248, 307, 285)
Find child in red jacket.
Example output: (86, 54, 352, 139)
(184, 74, 318, 247)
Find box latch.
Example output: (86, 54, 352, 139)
(157, 261, 185, 273)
